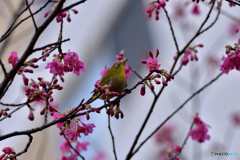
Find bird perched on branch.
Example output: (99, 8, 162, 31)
(87, 51, 131, 104)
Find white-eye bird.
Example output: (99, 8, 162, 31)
(87, 59, 128, 103)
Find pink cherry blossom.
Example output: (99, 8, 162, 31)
(189, 114, 210, 143)
(76, 141, 89, 152)
(145, 0, 166, 20)
(8, 51, 19, 67)
(220, 40, 240, 73)
(125, 64, 132, 79)
(181, 46, 200, 66)
(46, 59, 65, 76)
(60, 141, 71, 153)
(61, 154, 78, 160)
(142, 50, 161, 72)
(78, 123, 96, 136)
(2, 147, 15, 154)
(52, 112, 65, 128)
(56, 11, 67, 23)
(63, 51, 85, 76)
(100, 66, 109, 77)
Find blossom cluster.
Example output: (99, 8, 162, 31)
(189, 114, 210, 143)
(140, 50, 173, 96)
(220, 39, 240, 73)
(0, 147, 16, 160)
(180, 44, 203, 66)
(52, 112, 95, 160)
(145, 0, 167, 20)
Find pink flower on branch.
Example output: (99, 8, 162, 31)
(180, 44, 203, 66)
(63, 51, 85, 76)
(0, 147, 16, 160)
(46, 51, 85, 77)
(145, 0, 167, 20)
(46, 59, 65, 76)
(189, 114, 210, 143)
(142, 49, 161, 72)
(8, 51, 19, 67)
(220, 39, 240, 73)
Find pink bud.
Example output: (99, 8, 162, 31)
(28, 111, 34, 121)
(2, 147, 15, 154)
(140, 85, 146, 96)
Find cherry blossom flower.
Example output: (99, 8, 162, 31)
(56, 11, 67, 23)
(142, 50, 161, 72)
(46, 59, 65, 76)
(189, 114, 210, 143)
(76, 141, 89, 152)
(181, 44, 203, 66)
(0, 147, 16, 160)
(52, 112, 65, 128)
(46, 51, 85, 76)
(124, 64, 132, 79)
(8, 51, 19, 67)
(63, 51, 85, 76)
(145, 0, 167, 20)
(100, 67, 109, 77)
(220, 39, 240, 73)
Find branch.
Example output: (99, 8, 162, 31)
(108, 115, 118, 160)
(32, 38, 70, 52)
(163, 7, 180, 54)
(0, 0, 66, 99)
(123, 3, 221, 156)
(15, 134, 33, 158)
(179, 0, 217, 56)
(0, 0, 51, 43)
(131, 73, 223, 156)
(61, 0, 87, 12)
(0, 60, 7, 76)
(25, 0, 38, 30)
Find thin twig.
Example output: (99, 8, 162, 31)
(108, 115, 118, 160)
(25, 0, 38, 30)
(0, 59, 7, 76)
(15, 134, 33, 158)
(163, 7, 180, 54)
(32, 39, 70, 52)
(63, 134, 86, 160)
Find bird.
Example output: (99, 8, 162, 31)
(86, 59, 128, 104)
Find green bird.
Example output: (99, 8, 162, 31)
(87, 60, 128, 104)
